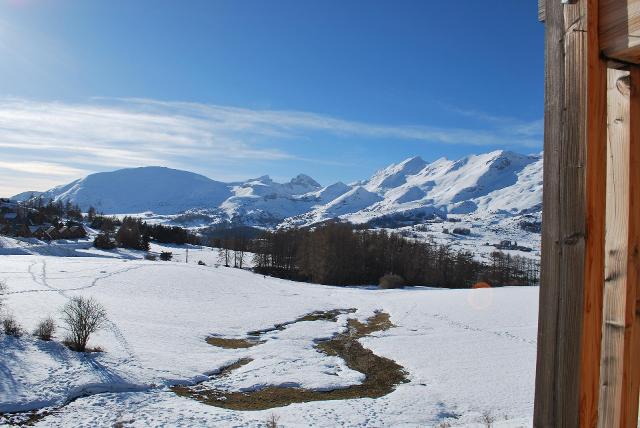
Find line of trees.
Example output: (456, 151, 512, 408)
(21, 198, 84, 224)
(94, 216, 199, 251)
(250, 223, 539, 288)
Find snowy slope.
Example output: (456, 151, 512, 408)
(286, 150, 542, 227)
(1, 254, 538, 427)
(36, 167, 233, 215)
(25, 150, 543, 228)
(9, 190, 43, 201)
(217, 174, 325, 225)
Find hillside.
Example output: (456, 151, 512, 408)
(18, 150, 543, 229)
(35, 167, 233, 215)
(0, 253, 537, 426)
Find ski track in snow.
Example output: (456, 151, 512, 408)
(428, 312, 536, 346)
(21, 259, 143, 367)
(0, 255, 538, 427)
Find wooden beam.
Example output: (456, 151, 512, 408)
(539, 0, 546, 22)
(600, 0, 640, 64)
(534, 0, 563, 425)
(619, 65, 640, 428)
(597, 68, 630, 428)
(580, 0, 609, 424)
(534, 0, 608, 425)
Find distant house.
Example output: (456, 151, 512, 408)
(13, 223, 31, 238)
(30, 225, 53, 240)
(494, 240, 533, 253)
(45, 226, 59, 240)
(62, 225, 87, 239)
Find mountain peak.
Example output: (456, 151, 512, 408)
(399, 155, 426, 166)
(290, 174, 321, 188)
(29, 149, 542, 225)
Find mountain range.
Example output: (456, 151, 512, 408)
(13, 150, 543, 229)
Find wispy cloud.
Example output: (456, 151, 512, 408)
(444, 106, 543, 139)
(0, 97, 542, 196)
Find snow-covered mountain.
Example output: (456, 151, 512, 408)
(21, 150, 543, 228)
(35, 167, 232, 215)
(285, 150, 542, 226)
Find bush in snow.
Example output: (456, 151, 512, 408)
(379, 274, 405, 289)
(94, 233, 117, 250)
(480, 410, 496, 427)
(452, 227, 471, 236)
(33, 317, 56, 341)
(0, 279, 5, 312)
(3, 314, 23, 337)
(265, 414, 280, 428)
(144, 254, 157, 261)
(61, 296, 107, 352)
(160, 251, 173, 261)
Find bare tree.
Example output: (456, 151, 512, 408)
(0, 279, 6, 312)
(3, 314, 23, 337)
(218, 245, 230, 267)
(265, 413, 280, 428)
(33, 316, 56, 341)
(61, 296, 107, 352)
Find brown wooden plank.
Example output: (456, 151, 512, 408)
(619, 65, 640, 428)
(533, 0, 564, 424)
(597, 68, 631, 428)
(579, 0, 609, 424)
(600, 0, 640, 64)
(535, 0, 608, 426)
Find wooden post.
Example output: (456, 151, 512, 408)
(534, 0, 608, 426)
(619, 66, 640, 428)
(598, 67, 630, 428)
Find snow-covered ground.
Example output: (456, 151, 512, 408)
(0, 250, 538, 427)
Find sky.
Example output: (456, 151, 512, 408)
(0, 0, 543, 196)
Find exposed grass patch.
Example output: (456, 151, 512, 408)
(206, 337, 263, 349)
(246, 308, 356, 337)
(173, 310, 408, 410)
(0, 409, 54, 426)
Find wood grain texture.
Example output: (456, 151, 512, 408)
(619, 65, 640, 428)
(600, 0, 640, 63)
(580, 0, 609, 425)
(597, 68, 630, 428)
(534, 0, 608, 426)
(539, 0, 546, 22)
(534, 0, 564, 425)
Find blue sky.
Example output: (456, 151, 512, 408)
(0, 0, 543, 195)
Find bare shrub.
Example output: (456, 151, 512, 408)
(160, 251, 173, 261)
(265, 413, 280, 428)
(33, 317, 56, 341)
(61, 296, 107, 352)
(379, 274, 405, 289)
(0, 279, 6, 311)
(94, 233, 117, 250)
(144, 254, 157, 261)
(480, 410, 496, 427)
(3, 314, 23, 337)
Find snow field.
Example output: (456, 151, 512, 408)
(0, 255, 538, 427)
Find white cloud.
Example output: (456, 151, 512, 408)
(0, 97, 542, 196)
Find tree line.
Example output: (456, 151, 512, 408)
(94, 216, 199, 250)
(249, 223, 539, 288)
(21, 198, 84, 224)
